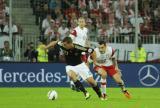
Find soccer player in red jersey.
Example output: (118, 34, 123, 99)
(88, 41, 131, 100)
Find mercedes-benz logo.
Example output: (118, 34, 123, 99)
(138, 65, 159, 87)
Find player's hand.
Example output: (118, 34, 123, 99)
(95, 63, 102, 67)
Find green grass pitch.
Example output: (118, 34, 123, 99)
(0, 88, 160, 108)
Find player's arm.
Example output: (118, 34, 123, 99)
(74, 44, 93, 64)
(74, 44, 90, 52)
(45, 40, 58, 49)
(90, 51, 101, 67)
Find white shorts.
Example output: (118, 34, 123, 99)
(65, 62, 93, 80)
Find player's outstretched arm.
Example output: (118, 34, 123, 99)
(45, 40, 58, 49)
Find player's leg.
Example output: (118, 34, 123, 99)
(112, 73, 126, 91)
(96, 68, 107, 99)
(86, 76, 103, 99)
(67, 70, 87, 94)
(111, 71, 131, 99)
(70, 80, 75, 90)
(78, 63, 102, 99)
(70, 79, 80, 92)
(66, 66, 90, 99)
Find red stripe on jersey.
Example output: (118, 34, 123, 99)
(70, 30, 77, 37)
(111, 48, 115, 57)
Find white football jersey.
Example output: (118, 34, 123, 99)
(94, 46, 115, 66)
(69, 26, 88, 47)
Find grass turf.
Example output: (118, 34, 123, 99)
(0, 88, 160, 108)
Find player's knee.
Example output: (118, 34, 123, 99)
(67, 71, 72, 77)
(115, 79, 122, 84)
(102, 72, 107, 78)
(113, 74, 122, 83)
(98, 69, 107, 78)
(67, 71, 77, 81)
(70, 76, 77, 82)
(115, 77, 123, 84)
(87, 77, 97, 87)
(101, 71, 107, 79)
(89, 82, 97, 87)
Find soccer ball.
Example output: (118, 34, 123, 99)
(47, 90, 58, 100)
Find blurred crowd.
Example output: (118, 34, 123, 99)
(0, 0, 22, 36)
(1, 0, 160, 62)
(30, 0, 160, 44)
(0, 0, 23, 62)
(24, 0, 160, 63)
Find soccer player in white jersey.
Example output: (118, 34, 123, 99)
(89, 41, 131, 100)
(69, 17, 89, 90)
(69, 17, 89, 47)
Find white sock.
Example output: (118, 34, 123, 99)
(101, 78, 106, 95)
(70, 80, 74, 85)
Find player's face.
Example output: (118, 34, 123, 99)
(78, 19, 86, 28)
(99, 44, 106, 54)
(63, 42, 73, 50)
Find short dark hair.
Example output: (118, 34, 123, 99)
(98, 41, 106, 46)
(63, 37, 73, 43)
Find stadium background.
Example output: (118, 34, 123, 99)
(0, 0, 160, 108)
(0, 0, 160, 62)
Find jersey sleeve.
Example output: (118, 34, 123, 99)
(74, 44, 94, 54)
(70, 29, 77, 37)
(111, 48, 116, 58)
(57, 41, 67, 50)
(69, 29, 77, 40)
(74, 44, 94, 63)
